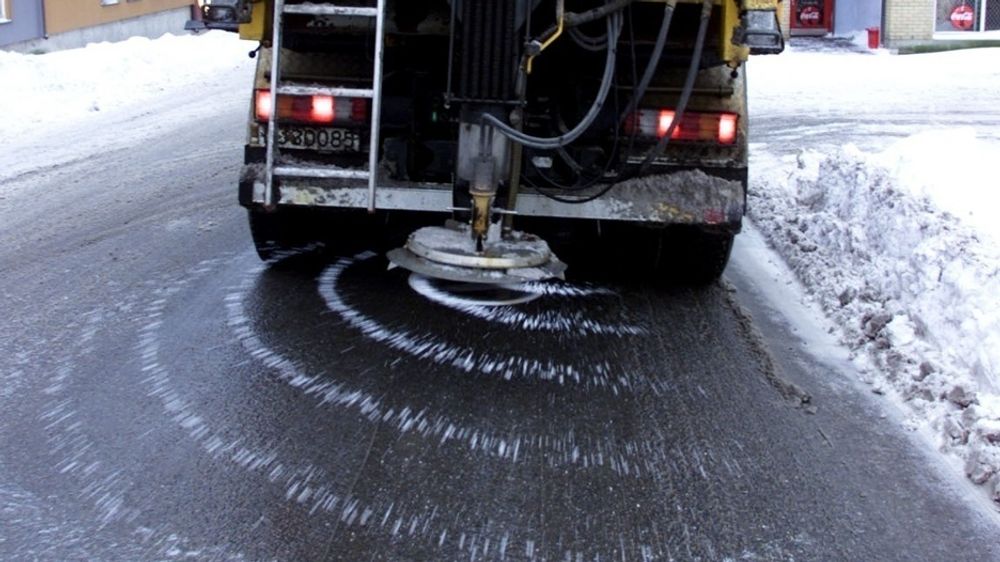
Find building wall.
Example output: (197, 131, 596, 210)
(834, 0, 882, 35)
(44, 0, 193, 35)
(884, 0, 936, 44)
(0, 0, 45, 47)
(779, 0, 792, 37)
(7, 6, 192, 52)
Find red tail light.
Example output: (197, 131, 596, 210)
(254, 89, 368, 126)
(311, 95, 335, 122)
(718, 113, 738, 145)
(625, 109, 739, 145)
(656, 110, 677, 138)
(255, 90, 272, 121)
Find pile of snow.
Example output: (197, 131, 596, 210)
(748, 44, 1000, 497)
(0, 31, 254, 138)
(749, 131, 1000, 500)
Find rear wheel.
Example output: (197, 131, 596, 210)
(247, 208, 316, 262)
(657, 227, 735, 286)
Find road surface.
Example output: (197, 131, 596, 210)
(1, 51, 999, 562)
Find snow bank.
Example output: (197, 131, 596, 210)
(749, 132, 1000, 500)
(0, 31, 254, 138)
(878, 128, 1000, 246)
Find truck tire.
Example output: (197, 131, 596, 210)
(247, 209, 313, 262)
(659, 227, 735, 286)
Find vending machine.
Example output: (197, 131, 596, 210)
(791, 0, 834, 34)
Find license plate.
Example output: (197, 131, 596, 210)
(277, 127, 361, 153)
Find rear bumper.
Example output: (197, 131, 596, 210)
(239, 163, 746, 229)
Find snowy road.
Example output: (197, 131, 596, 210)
(3, 36, 1000, 561)
(1, 74, 999, 562)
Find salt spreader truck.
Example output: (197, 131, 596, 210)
(192, 0, 784, 284)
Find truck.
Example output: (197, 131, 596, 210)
(193, 0, 784, 284)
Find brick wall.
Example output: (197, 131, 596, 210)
(779, 0, 792, 37)
(884, 0, 935, 45)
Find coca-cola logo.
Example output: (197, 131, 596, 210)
(951, 5, 975, 30)
(799, 6, 822, 25)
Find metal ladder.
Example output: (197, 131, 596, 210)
(264, 0, 386, 212)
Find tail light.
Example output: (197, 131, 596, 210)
(624, 109, 739, 145)
(254, 89, 369, 126)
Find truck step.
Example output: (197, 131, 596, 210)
(277, 84, 374, 99)
(283, 4, 378, 17)
(274, 166, 371, 180)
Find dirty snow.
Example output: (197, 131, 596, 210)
(749, 46, 1000, 499)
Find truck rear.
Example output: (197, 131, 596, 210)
(196, 0, 784, 283)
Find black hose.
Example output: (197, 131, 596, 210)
(481, 11, 623, 150)
(566, 0, 634, 25)
(619, 1, 675, 125)
(531, 0, 713, 204)
(569, 26, 607, 52)
(634, 0, 712, 175)
(525, 5, 639, 202)
(553, 0, 674, 183)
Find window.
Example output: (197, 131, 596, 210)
(986, 0, 1000, 30)
(0, 0, 9, 23)
(936, 0, 978, 32)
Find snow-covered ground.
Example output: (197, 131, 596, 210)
(3, 31, 1000, 499)
(0, 31, 256, 186)
(749, 44, 1000, 500)
(0, 31, 252, 136)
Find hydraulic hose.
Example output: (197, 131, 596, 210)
(556, 0, 675, 182)
(482, 10, 623, 150)
(635, 0, 712, 174)
(543, 0, 636, 53)
(532, 0, 713, 204)
(619, 0, 676, 125)
(569, 26, 608, 52)
(538, 0, 635, 36)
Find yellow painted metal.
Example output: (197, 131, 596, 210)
(239, 0, 267, 42)
(471, 193, 492, 239)
(720, 0, 750, 65)
(239, 0, 773, 64)
(639, 0, 761, 65)
(742, 0, 780, 10)
(526, 0, 565, 75)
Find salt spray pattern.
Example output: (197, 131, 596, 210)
(407, 273, 647, 336)
(36, 261, 243, 559)
(226, 256, 667, 473)
(30, 251, 781, 560)
(133, 257, 544, 557)
(320, 256, 639, 390)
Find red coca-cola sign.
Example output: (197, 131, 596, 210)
(951, 5, 975, 30)
(791, 0, 830, 31)
(800, 6, 822, 25)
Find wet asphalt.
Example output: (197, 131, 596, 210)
(2, 87, 1000, 562)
